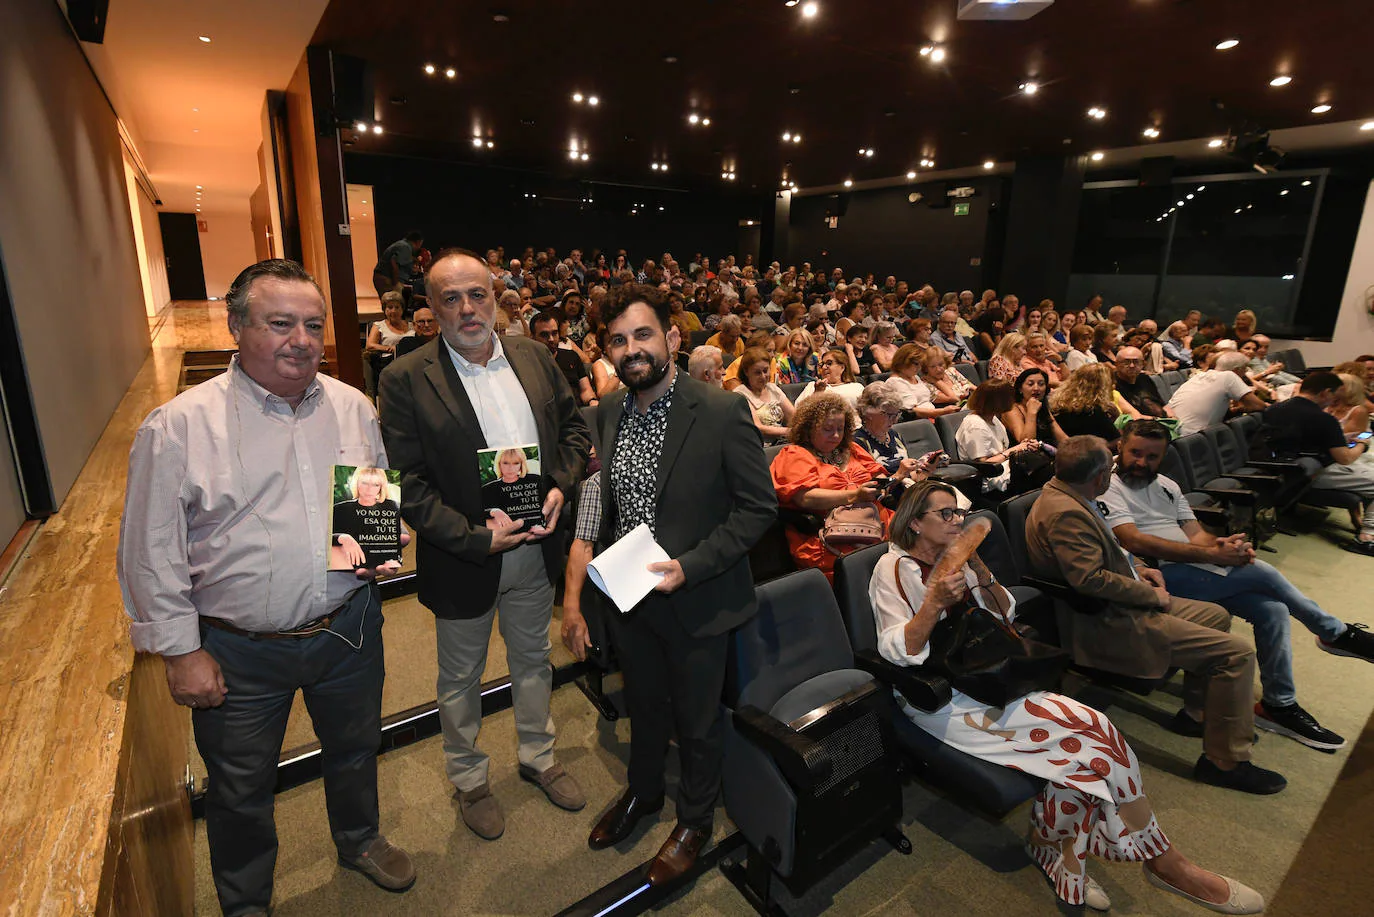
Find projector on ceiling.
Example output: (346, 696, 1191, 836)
(958, 0, 1055, 21)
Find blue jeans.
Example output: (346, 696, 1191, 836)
(1161, 560, 1344, 707)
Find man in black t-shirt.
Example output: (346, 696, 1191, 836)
(532, 311, 598, 406)
(1113, 346, 1170, 417)
(1254, 372, 1374, 554)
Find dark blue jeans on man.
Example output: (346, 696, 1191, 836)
(193, 584, 383, 916)
(1160, 560, 1343, 708)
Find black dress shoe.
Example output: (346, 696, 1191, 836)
(1193, 755, 1287, 795)
(588, 790, 664, 850)
(646, 824, 710, 887)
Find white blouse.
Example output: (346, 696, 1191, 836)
(887, 375, 934, 412)
(954, 413, 1011, 492)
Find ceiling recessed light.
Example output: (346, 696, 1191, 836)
(782, 131, 791, 141)
(1215, 38, 1239, 50)
(492, 13, 509, 22)
(572, 92, 584, 102)
(486, 140, 493, 148)
(474, 137, 484, 148)
(1301, 180, 1312, 187)
(702, 117, 711, 126)
(785, 0, 798, 5)
(191, 107, 199, 112)
(195, 185, 203, 189)
(651, 163, 660, 170)
(1311, 103, 1332, 114)
(1269, 75, 1292, 87)
(1186, 193, 1194, 199)
(843, 179, 853, 187)
(372, 124, 383, 134)
(198, 35, 211, 43)
(906, 171, 916, 179)
(1246, 203, 1253, 209)
(1280, 189, 1290, 196)
(1177, 200, 1185, 207)
(588, 96, 599, 106)
(192, 129, 199, 133)
(1019, 81, 1039, 95)
(688, 113, 699, 124)
(445, 68, 456, 79)
(355, 122, 368, 132)
(424, 64, 435, 75)
(1197, 185, 1206, 191)
(658, 206, 664, 211)
(661, 163, 668, 172)
(361, 199, 367, 204)
(983, 160, 995, 169)
(1208, 137, 1225, 148)
(1090, 151, 1104, 161)
(581, 153, 589, 161)
(568, 149, 579, 160)
(1361, 122, 1374, 131)
(801, 1, 819, 17)
(1235, 208, 1242, 214)
(1143, 126, 1161, 139)
(1087, 107, 1106, 120)
(930, 46, 946, 63)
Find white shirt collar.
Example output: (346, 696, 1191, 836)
(229, 353, 322, 406)
(444, 332, 508, 375)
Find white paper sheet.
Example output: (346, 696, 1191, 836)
(586, 523, 671, 613)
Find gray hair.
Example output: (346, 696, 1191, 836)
(225, 258, 322, 325)
(1167, 320, 1189, 339)
(1215, 351, 1250, 373)
(857, 380, 903, 416)
(873, 320, 898, 340)
(1055, 435, 1113, 484)
(688, 344, 723, 379)
(498, 289, 522, 310)
(719, 314, 743, 334)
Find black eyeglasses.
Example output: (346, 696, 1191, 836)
(922, 507, 970, 523)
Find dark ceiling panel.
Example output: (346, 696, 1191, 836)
(310, 0, 1374, 191)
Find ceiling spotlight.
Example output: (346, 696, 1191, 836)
(651, 162, 660, 170)
(572, 92, 584, 102)
(801, 1, 819, 17)
(1197, 185, 1206, 191)
(581, 153, 589, 161)
(1312, 103, 1332, 114)
(1019, 81, 1039, 95)
(1302, 179, 1312, 186)
(1282, 274, 1295, 280)
(658, 206, 664, 211)
(569, 149, 579, 160)
(1246, 203, 1253, 209)
(361, 199, 367, 203)
(931, 46, 946, 63)
(355, 122, 367, 132)
(1087, 107, 1106, 120)
(702, 117, 711, 126)
(785, 0, 799, 5)
(588, 96, 599, 106)
(195, 185, 203, 189)
(372, 124, 383, 134)
(1090, 151, 1104, 161)
(1269, 75, 1292, 87)
(1362, 122, 1374, 131)
(688, 113, 699, 124)
(445, 68, 456, 79)
(906, 171, 916, 179)
(1215, 38, 1239, 50)
(782, 131, 791, 141)
(423, 64, 435, 75)
(843, 179, 853, 187)
(192, 108, 199, 112)
(919, 157, 935, 168)
(792, 134, 801, 143)
(983, 160, 995, 169)
(486, 140, 493, 148)
(1208, 137, 1225, 148)
(661, 163, 668, 172)
(1142, 126, 1161, 139)
(790, 182, 798, 190)
(473, 137, 484, 148)
(198, 35, 211, 43)
(1235, 208, 1242, 214)
(1280, 189, 1290, 196)
(1177, 200, 1185, 206)
(1186, 193, 1194, 199)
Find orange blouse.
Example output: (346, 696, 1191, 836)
(770, 442, 892, 581)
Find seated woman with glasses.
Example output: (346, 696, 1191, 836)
(793, 348, 866, 410)
(771, 393, 900, 582)
(889, 344, 963, 420)
(870, 481, 1263, 914)
(854, 382, 921, 474)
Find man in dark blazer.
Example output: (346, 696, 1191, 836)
(586, 283, 777, 885)
(379, 248, 592, 841)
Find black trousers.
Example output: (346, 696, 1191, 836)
(607, 595, 729, 830)
(193, 585, 383, 917)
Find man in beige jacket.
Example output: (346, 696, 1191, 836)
(1025, 436, 1286, 795)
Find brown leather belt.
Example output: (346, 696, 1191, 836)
(201, 606, 345, 640)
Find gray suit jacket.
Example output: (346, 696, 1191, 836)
(597, 372, 777, 637)
(379, 335, 591, 618)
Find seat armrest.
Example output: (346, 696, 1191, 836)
(965, 460, 1004, 478)
(732, 705, 833, 792)
(1022, 575, 1106, 616)
(853, 649, 951, 712)
(1192, 506, 1230, 531)
(777, 507, 823, 535)
(1221, 472, 1282, 489)
(1245, 460, 1309, 478)
(1199, 486, 1259, 507)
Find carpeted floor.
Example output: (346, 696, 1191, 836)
(192, 505, 1374, 915)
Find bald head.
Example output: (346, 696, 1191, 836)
(1114, 346, 1144, 382)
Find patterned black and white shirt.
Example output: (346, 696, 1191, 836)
(610, 373, 678, 539)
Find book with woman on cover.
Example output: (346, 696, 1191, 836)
(479, 444, 545, 527)
(329, 465, 404, 572)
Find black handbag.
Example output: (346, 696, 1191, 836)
(896, 556, 1069, 707)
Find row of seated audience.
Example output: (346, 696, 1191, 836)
(494, 271, 1374, 914)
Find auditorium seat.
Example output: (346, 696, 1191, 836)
(780, 382, 807, 403)
(934, 410, 970, 460)
(832, 544, 1044, 816)
(722, 568, 906, 907)
(974, 360, 990, 383)
(689, 330, 711, 350)
(1146, 373, 1173, 405)
(954, 363, 980, 386)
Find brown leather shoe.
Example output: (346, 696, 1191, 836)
(588, 790, 664, 850)
(646, 824, 710, 887)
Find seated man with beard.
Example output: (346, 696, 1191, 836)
(1104, 420, 1374, 752)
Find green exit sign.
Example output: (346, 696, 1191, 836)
(953, 202, 970, 216)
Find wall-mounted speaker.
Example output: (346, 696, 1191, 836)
(332, 53, 376, 124)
